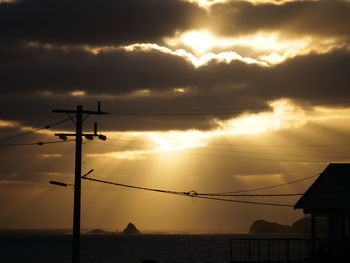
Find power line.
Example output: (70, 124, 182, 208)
(206, 143, 349, 149)
(0, 118, 70, 143)
(0, 139, 74, 147)
(103, 139, 350, 159)
(90, 141, 344, 163)
(81, 176, 294, 208)
(109, 112, 244, 116)
(83, 176, 188, 196)
(107, 100, 350, 115)
(197, 147, 349, 159)
(204, 190, 349, 197)
(199, 193, 304, 197)
(155, 151, 335, 164)
(108, 105, 267, 115)
(209, 143, 350, 148)
(205, 174, 319, 195)
(167, 150, 329, 163)
(192, 195, 293, 207)
(109, 106, 265, 114)
(106, 137, 350, 148)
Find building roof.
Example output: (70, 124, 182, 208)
(294, 163, 350, 213)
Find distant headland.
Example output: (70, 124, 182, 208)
(249, 217, 310, 234)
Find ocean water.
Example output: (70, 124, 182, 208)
(0, 233, 236, 263)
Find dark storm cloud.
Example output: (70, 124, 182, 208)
(1, 43, 350, 131)
(0, 0, 205, 46)
(257, 49, 350, 101)
(209, 0, 350, 38)
(198, 48, 350, 103)
(0, 44, 195, 95)
(3, 0, 350, 47)
(3, 43, 349, 98)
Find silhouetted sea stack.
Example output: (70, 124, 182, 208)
(123, 222, 140, 234)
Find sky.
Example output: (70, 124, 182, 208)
(1, 0, 350, 233)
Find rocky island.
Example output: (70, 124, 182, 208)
(123, 222, 140, 234)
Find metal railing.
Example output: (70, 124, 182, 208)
(229, 238, 328, 262)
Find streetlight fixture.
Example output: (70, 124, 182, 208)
(49, 181, 73, 187)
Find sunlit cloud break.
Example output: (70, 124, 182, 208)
(182, 0, 313, 9)
(25, 32, 342, 69)
(122, 43, 267, 68)
(97, 100, 350, 160)
(164, 30, 309, 56)
(163, 30, 341, 65)
(214, 100, 307, 135)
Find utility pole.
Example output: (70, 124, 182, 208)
(53, 102, 107, 263)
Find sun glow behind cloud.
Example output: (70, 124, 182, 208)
(14, 99, 350, 162)
(122, 43, 266, 68)
(94, 100, 350, 160)
(214, 100, 307, 134)
(121, 30, 342, 67)
(182, 0, 227, 9)
(164, 30, 309, 56)
(146, 131, 208, 152)
(163, 30, 342, 65)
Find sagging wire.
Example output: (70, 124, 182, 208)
(0, 118, 70, 143)
(81, 176, 295, 208)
